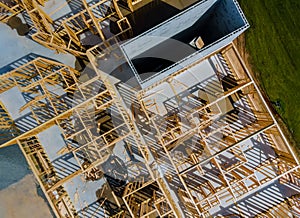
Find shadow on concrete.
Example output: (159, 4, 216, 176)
(0, 53, 60, 75)
(0, 53, 79, 75)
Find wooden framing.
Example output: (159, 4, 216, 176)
(0, 55, 153, 217)
(0, 0, 24, 23)
(87, 41, 300, 217)
(17, 136, 77, 217)
(0, 0, 47, 23)
(122, 180, 176, 217)
(1, 0, 133, 56)
(1, 36, 300, 218)
(0, 101, 19, 143)
(17, 0, 133, 56)
(3, 0, 300, 216)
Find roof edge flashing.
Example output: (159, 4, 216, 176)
(119, 0, 249, 88)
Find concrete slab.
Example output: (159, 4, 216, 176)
(0, 87, 30, 120)
(0, 23, 75, 74)
(38, 125, 67, 161)
(64, 175, 105, 212)
(42, 0, 72, 21)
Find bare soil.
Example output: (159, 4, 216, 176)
(0, 175, 53, 218)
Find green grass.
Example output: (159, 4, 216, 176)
(239, 0, 300, 146)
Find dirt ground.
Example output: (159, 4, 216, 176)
(234, 35, 299, 157)
(0, 175, 53, 218)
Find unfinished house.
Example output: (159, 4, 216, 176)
(13, 0, 132, 56)
(0, 0, 299, 217)
(0, 56, 154, 217)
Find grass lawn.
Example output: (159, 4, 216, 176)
(239, 0, 300, 147)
